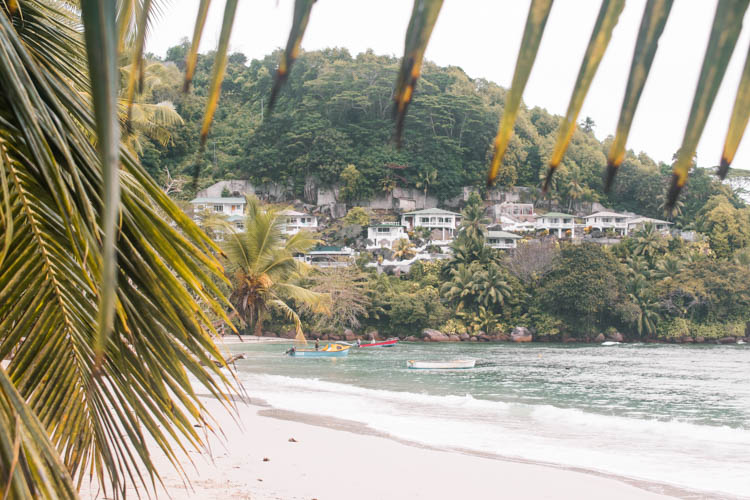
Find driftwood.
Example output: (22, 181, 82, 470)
(203, 353, 247, 368)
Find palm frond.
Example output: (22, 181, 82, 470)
(487, 0, 553, 186)
(393, 0, 443, 147)
(718, 43, 750, 179)
(605, 0, 673, 191)
(543, 0, 625, 192)
(268, 0, 316, 113)
(668, 0, 749, 207)
(184, 0, 211, 92)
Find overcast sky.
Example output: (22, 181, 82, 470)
(146, 0, 750, 171)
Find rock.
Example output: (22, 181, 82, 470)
(404, 335, 419, 342)
(606, 331, 624, 342)
(368, 330, 381, 341)
(694, 336, 705, 343)
(594, 333, 605, 343)
(494, 332, 510, 342)
(718, 336, 736, 344)
(422, 328, 450, 342)
(343, 329, 357, 341)
(681, 336, 694, 343)
(448, 334, 461, 342)
(478, 334, 491, 342)
(469, 336, 478, 342)
(279, 330, 296, 339)
(459, 333, 470, 341)
(510, 326, 532, 343)
(563, 337, 577, 343)
(308, 332, 321, 340)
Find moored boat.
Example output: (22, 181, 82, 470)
(407, 359, 475, 369)
(288, 343, 350, 357)
(359, 338, 398, 348)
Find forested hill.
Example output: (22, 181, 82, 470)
(141, 43, 738, 221)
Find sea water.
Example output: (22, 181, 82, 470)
(226, 342, 750, 498)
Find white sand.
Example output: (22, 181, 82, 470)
(83, 396, 679, 500)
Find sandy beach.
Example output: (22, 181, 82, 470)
(82, 392, 679, 500)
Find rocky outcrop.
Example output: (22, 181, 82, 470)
(681, 336, 694, 343)
(594, 333, 605, 343)
(718, 336, 736, 344)
(448, 334, 461, 342)
(404, 335, 419, 342)
(606, 331, 624, 342)
(459, 333, 470, 342)
(510, 326, 532, 343)
(694, 336, 705, 343)
(343, 329, 357, 341)
(422, 329, 450, 342)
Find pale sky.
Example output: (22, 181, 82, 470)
(146, 0, 750, 171)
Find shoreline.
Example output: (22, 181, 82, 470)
(83, 392, 733, 500)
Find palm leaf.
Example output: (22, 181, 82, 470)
(0, 369, 77, 498)
(718, 43, 750, 179)
(200, 0, 238, 146)
(184, 0, 211, 92)
(268, 0, 316, 113)
(1, 2, 238, 498)
(80, 0, 121, 371)
(123, 0, 153, 124)
(487, 0, 553, 186)
(605, 0, 673, 191)
(543, 0, 625, 192)
(393, 0, 444, 147)
(668, 0, 750, 206)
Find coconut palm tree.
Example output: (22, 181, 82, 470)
(415, 168, 437, 197)
(632, 223, 666, 262)
(220, 197, 329, 335)
(1, 1, 237, 496)
(626, 277, 661, 337)
(392, 238, 416, 260)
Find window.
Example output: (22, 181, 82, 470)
(420, 217, 429, 223)
(235, 222, 244, 230)
(213, 205, 223, 212)
(377, 227, 390, 233)
(231, 204, 241, 211)
(505, 239, 513, 245)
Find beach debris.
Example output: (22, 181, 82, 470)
(288, 437, 298, 442)
(263, 457, 270, 462)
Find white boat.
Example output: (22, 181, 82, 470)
(601, 341, 621, 346)
(407, 359, 475, 370)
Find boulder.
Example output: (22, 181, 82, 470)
(718, 336, 736, 344)
(469, 336, 478, 342)
(446, 334, 460, 342)
(478, 334, 491, 342)
(343, 329, 357, 341)
(404, 335, 419, 342)
(510, 326, 532, 343)
(694, 336, 705, 343)
(459, 333, 470, 342)
(422, 329, 450, 342)
(606, 331, 624, 342)
(594, 333, 606, 343)
(368, 330, 381, 341)
(494, 332, 510, 342)
(563, 337, 577, 343)
(279, 330, 296, 339)
(681, 336, 694, 343)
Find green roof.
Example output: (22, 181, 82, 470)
(487, 230, 522, 239)
(535, 212, 574, 218)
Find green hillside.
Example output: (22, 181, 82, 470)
(141, 43, 740, 222)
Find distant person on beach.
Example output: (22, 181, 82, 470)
(315, 339, 320, 351)
(356, 339, 361, 347)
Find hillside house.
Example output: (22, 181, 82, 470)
(535, 212, 576, 238)
(190, 197, 246, 217)
(584, 211, 630, 236)
(298, 246, 354, 268)
(281, 209, 318, 235)
(626, 217, 673, 235)
(486, 230, 522, 250)
(401, 208, 461, 244)
(367, 222, 408, 249)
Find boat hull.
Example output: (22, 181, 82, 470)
(359, 339, 399, 348)
(289, 344, 350, 357)
(407, 359, 475, 369)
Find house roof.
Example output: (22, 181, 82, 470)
(280, 209, 311, 217)
(627, 216, 673, 225)
(369, 223, 404, 228)
(402, 208, 461, 216)
(584, 211, 629, 219)
(190, 197, 246, 204)
(487, 230, 522, 239)
(308, 245, 354, 255)
(535, 212, 574, 218)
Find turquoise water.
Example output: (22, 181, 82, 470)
(227, 341, 750, 498)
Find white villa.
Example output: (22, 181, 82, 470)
(626, 216, 673, 234)
(584, 211, 630, 236)
(298, 246, 354, 268)
(535, 212, 577, 238)
(486, 230, 522, 250)
(367, 222, 408, 249)
(491, 202, 535, 221)
(281, 209, 318, 235)
(401, 208, 461, 243)
(190, 197, 246, 216)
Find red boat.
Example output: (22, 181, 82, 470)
(358, 338, 398, 348)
